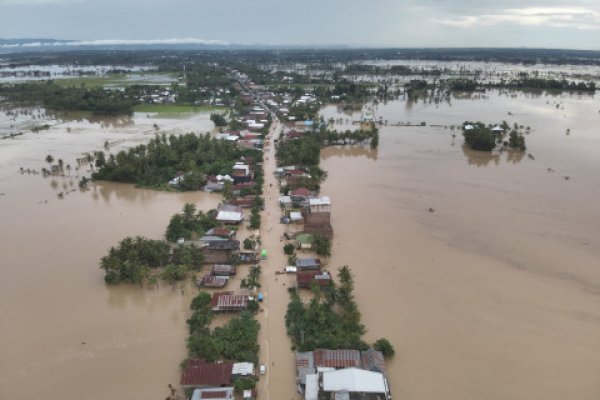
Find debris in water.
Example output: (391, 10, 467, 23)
(428, 208, 435, 213)
(564, 176, 570, 180)
(528, 154, 535, 160)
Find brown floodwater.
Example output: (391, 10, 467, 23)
(319, 90, 600, 400)
(0, 111, 220, 400)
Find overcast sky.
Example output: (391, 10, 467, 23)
(1, 0, 600, 49)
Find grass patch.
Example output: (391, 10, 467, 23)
(53, 72, 180, 89)
(133, 104, 227, 114)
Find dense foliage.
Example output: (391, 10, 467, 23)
(285, 266, 367, 351)
(508, 130, 527, 151)
(100, 236, 204, 284)
(276, 134, 322, 167)
(373, 338, 395, 358)
(100, 236, 170, 284)
(313, 234, 332, 258)
(0, 81, 134, 115)
(187, 292, 261, 363)
(93, 132, 260, 189)
(462, 123, 497, 151)
(165, 203, 218, 242)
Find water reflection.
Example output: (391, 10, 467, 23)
(461, 144, 525, 166)
(321, 145, 378, 161)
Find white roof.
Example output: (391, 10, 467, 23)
(216, 211, 243, 222)
(322, 368, 387, 394)
(232, 362, 255, 375)
(285, 266, 297, 273)
(309, 196, 331, 206)
(290, 211, 303, 221)
(279, 196, 292, 204)
(305, 373, 319, 400)
(464, 124, 475, 130)
(492, 125, 504, 131)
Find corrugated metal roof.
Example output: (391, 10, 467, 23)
(232, 362, 255, 376)
(322, 368, 387, 394)
(191, 387, 234, 400)
(314, 349, 361, 368)
(305, 374, 319, 400)
(180, 359, 233, 386)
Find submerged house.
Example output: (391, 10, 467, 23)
(216, 205, 244, 225)
(198, 275, 229, 288)
(212, 264, 236, 276)
(180, 359, 233, 389)
(295, 257, 322, 271)
(202, 240, 240, 265)
(296, 270, 331, 290)
(191, 387, 234, 400)
(211, 292, 250, 312)
(296, 349, 390, 400)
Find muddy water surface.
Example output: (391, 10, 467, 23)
(320, 91, 600, 400)
(0, 111, 219, 400)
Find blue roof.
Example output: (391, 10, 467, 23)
(304, 120, 314, 126)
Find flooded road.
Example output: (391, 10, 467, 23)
(0, 111, 219, 400)
(320, 91, 600, 400)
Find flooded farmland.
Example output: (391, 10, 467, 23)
(320, 90, 600, 400)
(1, 86, 599, 400)
(0, 110, 220, 400)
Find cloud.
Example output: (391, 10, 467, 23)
(433, 6, 600, 30)
(0, 38, 230, 48)
(0, 0, 83, 4)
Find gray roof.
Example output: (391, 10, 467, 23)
(295, 351, 315, 385)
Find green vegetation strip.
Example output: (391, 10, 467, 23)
(133, 104, 226, 114)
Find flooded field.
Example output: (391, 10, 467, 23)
(320, 91, 600, 400)
(0, 110, 220, 400)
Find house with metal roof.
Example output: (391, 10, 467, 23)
(308, 196, 331, 213)
(297, 271, 331, 290)
(322, 368, 390, 399)
(198, 275, 229, 288)
(191, 387, 234, 400)
(231, 362, 255, 378)
(211, 292, 250, 312)
(180, 359, 233, 388)
(295, 257, 322, 271)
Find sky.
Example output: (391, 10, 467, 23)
(1, 0, 600, 49)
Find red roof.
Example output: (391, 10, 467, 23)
(313, 349, 361, 368)
(180, 359, 233, 386)
(287, 169, 305, 176)
(212, 228, 234, 237)
(297, 271, 330, 287)
(291, 187, 312, 197)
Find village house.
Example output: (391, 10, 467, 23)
(211, 291, 250, 312)
(197, 275, 229, 288)
(191, 387, 234, 400)
(216, 204, 244, 225)
(296, 349, 390, 400)
(180, 359, 233, 389)
(309, 196, 331, 213)
(295, 257, 321, 271)
(212, 264, 237, 276)
(290, 187, 314, 203)
(202, 240, 240, 265)
(206, 228, 236, 239)
(296, 270, 331, 290)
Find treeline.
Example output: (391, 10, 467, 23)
(92, 132, 262, 189)
(165, 203, 218, 242)
(100, 236, 203, 284)
(462, 121, 527, 152)
(320, 126, 379, 149)
(496, 78, 596, 92)
(186, 292, 260, 364)
(0, 81, 134, 115)
(285, 266, 368, 351)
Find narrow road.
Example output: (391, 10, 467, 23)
(255, 115, 300, 400)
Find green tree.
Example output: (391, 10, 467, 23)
(373, 338, 395, 358)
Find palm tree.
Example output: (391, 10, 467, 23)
(45, 154, 54, 166)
